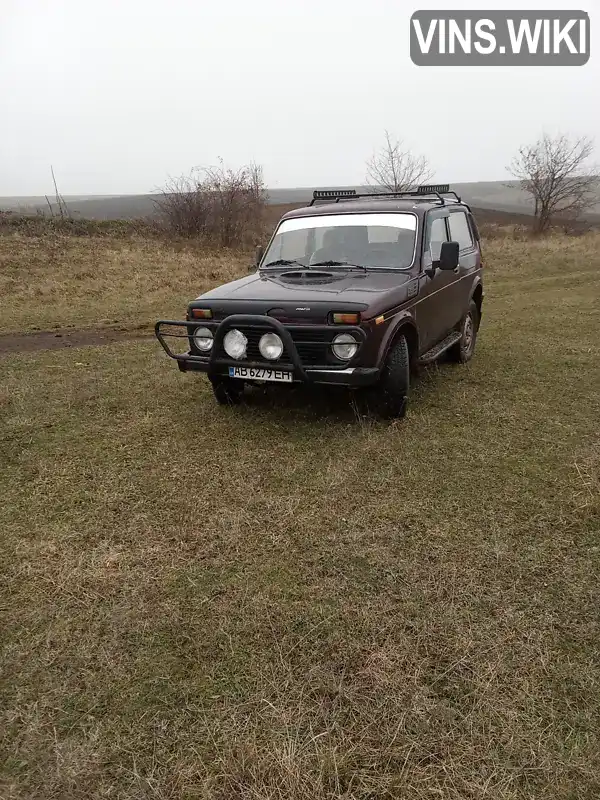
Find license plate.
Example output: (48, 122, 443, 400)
(228, 366, 293, 382)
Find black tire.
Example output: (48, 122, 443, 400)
(210, 376, 244, 406)
(364, 334, 410, 419)
(448, 301, 478, 364)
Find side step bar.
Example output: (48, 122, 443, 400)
(418, 331, 462, 365)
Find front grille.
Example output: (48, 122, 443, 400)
(218, 326, 334, 367)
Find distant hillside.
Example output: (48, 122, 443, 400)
(0, 194, 156, 220)
(265, 182, 600, 217)
(2, 181, 600, 220)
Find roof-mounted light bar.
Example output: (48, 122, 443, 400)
(311, 189, 357, 205)
(417, 184, 450, 194)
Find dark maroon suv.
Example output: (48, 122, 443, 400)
(155, 185, 483, 418)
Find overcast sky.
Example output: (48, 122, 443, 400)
(1, 0, 598, 195)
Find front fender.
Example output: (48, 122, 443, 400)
(377, 309, 419, 365)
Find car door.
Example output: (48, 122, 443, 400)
(446, 208, 480, 326)
(416, 209, 456, 350)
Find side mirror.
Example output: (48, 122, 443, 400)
(438, 240, 460, 271)
(255, 244, 264, 268)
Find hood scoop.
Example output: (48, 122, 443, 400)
(276, 270, 339, 285)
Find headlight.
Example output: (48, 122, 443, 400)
(332, 332, 359, 361)
(192, 326, 213, 352)
(223, 328, 248, 360)
(259, 332, 284, 360)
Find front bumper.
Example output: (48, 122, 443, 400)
(155, 315, 380, 387)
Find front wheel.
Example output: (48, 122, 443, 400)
(210, 376, 244, 406)
(448, 301, 478, 363)
(363, 334, 410, 419)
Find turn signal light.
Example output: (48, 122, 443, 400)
(332, 312, 360, 324)
(190, 308, 212, 319)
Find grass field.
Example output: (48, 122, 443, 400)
(0, 232, 249, 335)
(1, 231, 599, 799)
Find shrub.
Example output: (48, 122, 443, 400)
(154, 160, 268, 246)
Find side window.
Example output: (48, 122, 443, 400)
(426, 216, 449, 260)
(273, 228, 309, 261)
(314, 228, 326, 250)
(448, 211, 474, 251)
(369, 226, 399, 244)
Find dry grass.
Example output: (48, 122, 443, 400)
(1, 232, 599, 799)
(0, 232, 249, 335)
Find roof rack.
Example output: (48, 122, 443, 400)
(310, 185, 462, 206)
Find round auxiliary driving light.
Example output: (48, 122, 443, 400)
(223, 329, 248, 360)
(192, 326, 213, 352)
(332, 333, 359, 361)
(259, 332, 284, 360)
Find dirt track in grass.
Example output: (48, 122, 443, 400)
(0, 326, 153, 355)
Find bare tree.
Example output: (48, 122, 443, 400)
(154, 160, 267, 246)
(154, 172, 212, 238)
(508, 133, 598, 234)
(366, 131, 433, 193)
(202, 159, 267, 247)
(50, 165, 71, 219)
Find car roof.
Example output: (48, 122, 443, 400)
(280, 198, 466, 220)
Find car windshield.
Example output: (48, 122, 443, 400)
(261, 213, 417, 270)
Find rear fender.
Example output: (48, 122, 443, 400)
(469, 279, 484, 322)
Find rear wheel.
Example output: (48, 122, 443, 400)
(364, 334, 410, 419)
(448, 301, 478, 363)
(210, 376, 244, 405)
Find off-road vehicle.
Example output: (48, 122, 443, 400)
(155, 185, 483, 417)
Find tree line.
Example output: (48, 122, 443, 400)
(365, 130, 598, 234)
(155, 131, 598, 243)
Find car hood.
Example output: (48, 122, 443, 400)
(195, 269, 415, 318)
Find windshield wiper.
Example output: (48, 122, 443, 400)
(310, 260, 367, 272)
(261, 259, 306, 269)
(262, 258, 367, 272)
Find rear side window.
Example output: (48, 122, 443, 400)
(448, 211, 474, 251)
(276, 228, 309, 261)
(468, 212, 480, 243)
(369, 226, 403, 244)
